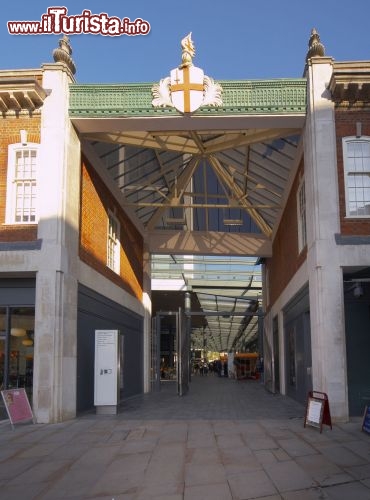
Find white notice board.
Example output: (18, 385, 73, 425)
(94, 330, 119, 406)
(305, 397, 324, 429)
(307, 398, 323, 427)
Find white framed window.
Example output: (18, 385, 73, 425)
(107, 211, 120, 273)
(6, 143, 39, 224)
(297, 177, 307, 253)
(343, 137, 370, 217)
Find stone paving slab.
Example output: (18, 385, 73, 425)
(184, 482, 233, 500)
(296, 454, 353, 486)
(263, 459, 315, 492)
(315, 442, 368, 467)
(0, 376, 369, 499)
(281, 488, 329, 499)
(323, 480, 370, 499)
(228, 469, 278, 498)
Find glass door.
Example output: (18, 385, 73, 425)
(0, 308, 5, 389)
(0, 306, 35, 420)
(0, 307, 7, 419)
(9, 307, 35, 395)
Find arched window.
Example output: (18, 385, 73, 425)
(342, 137, 370, 217)
(6, 143, 39, 224)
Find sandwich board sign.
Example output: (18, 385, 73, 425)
(304, 390, 332, 433)
(362, 406, 370, 435)
(1, 388, 34, 429)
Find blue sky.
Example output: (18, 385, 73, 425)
(2, 1, 370, 83)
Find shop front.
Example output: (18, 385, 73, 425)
(0, 279, 35, 420)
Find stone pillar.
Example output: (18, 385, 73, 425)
(33, 62, 81, 423)
(142, 245, 152, 393)
(304, 57, 348, 420)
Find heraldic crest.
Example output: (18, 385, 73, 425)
(151, 33, 223, 114)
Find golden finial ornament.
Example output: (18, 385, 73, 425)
(179, 33, 195, 69)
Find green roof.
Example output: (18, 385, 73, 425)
(69, 79, 306, 117)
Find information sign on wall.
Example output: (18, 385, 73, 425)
(94, 330, 119, 410)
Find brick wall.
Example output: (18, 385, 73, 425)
(265, 162, 307, 309)
(79, 157, 144, 301)
(336, 107, 370, 235)
(265, 105, 370, 310)
(0, 114, 40, 242)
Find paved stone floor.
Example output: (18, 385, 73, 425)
(0, 375, 370, 499)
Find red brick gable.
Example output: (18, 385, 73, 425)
(79, 157, 144, 301)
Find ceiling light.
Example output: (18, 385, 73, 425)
(223, 218, 243, 226)
(165, 217, 186, 225)
(11, 328, 26, 337)
(22, 338, 33, 346)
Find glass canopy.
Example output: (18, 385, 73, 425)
(151, 254, 262, 353)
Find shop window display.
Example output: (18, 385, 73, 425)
(0, 307, 34, 420)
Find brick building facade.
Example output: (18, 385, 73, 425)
(1, 32, 369, 423)
(263, 56, 370, 417)
(0, 51, 147, 423)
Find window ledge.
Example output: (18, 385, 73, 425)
(344, 215, 370, 219)
(2, 222, 38, 227)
